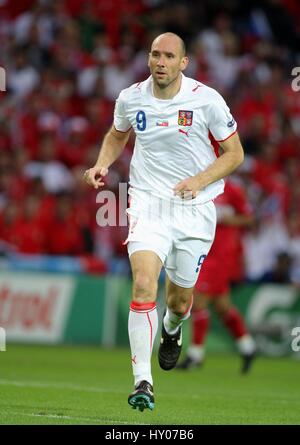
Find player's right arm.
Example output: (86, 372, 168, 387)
(84, 125, 131, 189)
(84, 88, 133, 189)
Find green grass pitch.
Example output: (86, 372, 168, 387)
(0, 344, 299, 425)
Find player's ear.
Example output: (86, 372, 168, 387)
(147, 53, 151, 68)
(180, 56, 189, 72)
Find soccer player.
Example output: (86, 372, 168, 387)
(177, 178, 256, 373)
(84, 32, 245, 411)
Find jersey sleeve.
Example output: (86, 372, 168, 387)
(207, 95, 237, 142)
(113, 90, 132, 132)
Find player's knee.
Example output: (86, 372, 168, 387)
(132, 273, 157, 300)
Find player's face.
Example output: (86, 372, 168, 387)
(148, 36, 188, 89)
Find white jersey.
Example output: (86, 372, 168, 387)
(113, 73, 237, 205)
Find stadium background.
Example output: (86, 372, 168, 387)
(0, 0, 300, 425)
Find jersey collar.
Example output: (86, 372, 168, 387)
(141, 73, 188, 106)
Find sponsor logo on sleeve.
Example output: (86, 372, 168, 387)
(227, 117, 236, 128)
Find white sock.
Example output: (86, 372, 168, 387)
(187, 344, 205, 362)
(163, 298, 193, 335)
(237, 334, 256, 355)
(128, 302, 158, 386)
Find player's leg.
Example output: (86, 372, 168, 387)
(178, 251, 231, 369)
(158, 275, 194, 370)
(177, 290, 210, 369)
(159, 199, 217, 371)
(124, 189, 171, 409)
(127, 249, 162, 411)
(213, 294, 256, 373)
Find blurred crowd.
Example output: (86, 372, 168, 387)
(0, 0, 300, 283)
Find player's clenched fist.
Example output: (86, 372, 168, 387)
(83, 166, 108, 189)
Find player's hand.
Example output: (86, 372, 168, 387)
(83, 166, 108, 189)
(173, 175, 203, 200)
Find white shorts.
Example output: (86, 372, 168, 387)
(125, 189, 217, 288)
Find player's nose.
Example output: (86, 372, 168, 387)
(157, 56, 166, 67)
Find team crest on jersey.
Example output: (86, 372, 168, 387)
(178, 110, 193, 126)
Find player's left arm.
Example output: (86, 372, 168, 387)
(174, 132, 244, 198)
